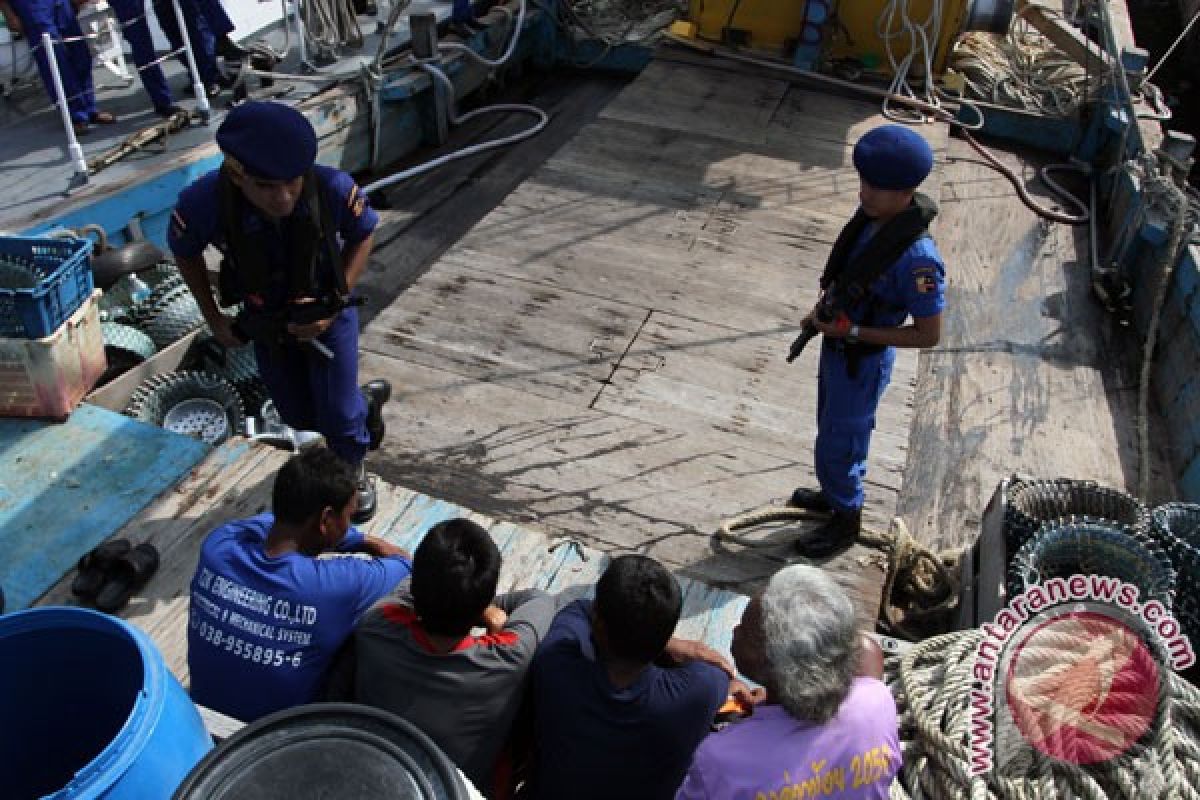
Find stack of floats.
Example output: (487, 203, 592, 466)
(1001, 476, 1200, 646)
(95, 254, 266, 446)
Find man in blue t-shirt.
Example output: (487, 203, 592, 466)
(169, 101, 392, 523)
(187, 446, 410, 722)
(788, 125, 947, 558)
(529, 555, 735, 800)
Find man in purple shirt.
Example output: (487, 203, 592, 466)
(676, 565, 900, 800)
(187, 447, 410, 722)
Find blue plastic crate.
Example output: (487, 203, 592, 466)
(0, 236, 94, 339)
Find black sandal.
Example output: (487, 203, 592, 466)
(71, 539, 132, 600)
(95, 543, 159, 613)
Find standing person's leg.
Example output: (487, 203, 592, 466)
(13, 0, 90, 125)
(54, 0, 105, 121)
(152, 0, 218, 87)
(253, 341, 319, 432)
(306, 307, 370, 466)
(801, 344, 895, 556)
(304, 306, 392, 522)
(108, 0, 176, 114)
(192, 0, 231, 36)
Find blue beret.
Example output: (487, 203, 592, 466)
(216, 101, 317, 180)
(852, 125, 933, 190)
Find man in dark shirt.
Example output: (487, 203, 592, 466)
(529, 555, 733, 800)
(348, 518, 556, 797)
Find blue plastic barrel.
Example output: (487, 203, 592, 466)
(0, 607, 213, 799)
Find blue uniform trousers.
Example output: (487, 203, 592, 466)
(152, 0, 218, 85)
(107, 0, 173, 111)
(253, 305, 370, 466)
(191, 0, 233, 36)
(814, 339, 895, 513)
(10, 0, 96, 124)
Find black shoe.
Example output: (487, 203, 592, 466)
(154, 103, 185, 118)
(352, 468, 377, 524)
(793, 508, 860, 559)
(362, 379, 392, 451)
(788, 487, 832, 513)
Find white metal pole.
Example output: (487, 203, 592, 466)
(42, 32, 89, 180)
(170, 0, 210, 118)
(105, 14, 130, 82)
(294, 0, 311, 70)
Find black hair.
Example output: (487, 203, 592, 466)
(271, 447, 357, 525)
(411, 518, 502, 637)
(594, 555, 682, 663)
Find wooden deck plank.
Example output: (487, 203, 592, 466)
(355, 58, 925, 619)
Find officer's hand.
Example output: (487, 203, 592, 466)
(286, 297, 335, 341)
(209, 314, 244, 348)
(813, 314, 851, 338)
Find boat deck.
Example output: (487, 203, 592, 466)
(0, 1, 452, 230)
(21, 14, 1178, 654)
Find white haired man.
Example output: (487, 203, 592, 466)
(676, 565, 900, 799)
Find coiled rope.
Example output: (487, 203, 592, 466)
(717, 511, 961, 640)
(884, 628, 1200, 799)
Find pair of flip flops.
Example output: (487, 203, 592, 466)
(71, 540, 160, 613)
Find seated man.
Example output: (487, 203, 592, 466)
(676, 565, 900, 800)
(187, 446, 410, 722)
(347, 518, 556, 797)
(529, 555, 734, 800)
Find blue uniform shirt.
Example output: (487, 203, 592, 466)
(187, 513, 411, 722)
(530, 599, 729, 800)
(843, 230, 946, 328)
(168, 165, 379, 309)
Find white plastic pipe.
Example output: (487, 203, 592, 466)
(170, 0, 211, 117)
(42, 32, 89, 180)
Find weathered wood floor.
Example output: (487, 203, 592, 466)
(360, 57, 949, 622)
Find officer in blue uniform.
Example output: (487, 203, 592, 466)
(4, 0, 117, 132)
(107, 0, 178, 115)
(169, 101, 392, 523)
(788, 125, 946, 558)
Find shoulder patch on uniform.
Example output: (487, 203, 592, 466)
(915, 274, 938, 294)
(347, 184, 366, 217)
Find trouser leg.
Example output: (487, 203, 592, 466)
(17, 0, 94, 123)
(305, 307, 370, 466)
(109, 0, 174, 110)
(813, 343, 895, 513)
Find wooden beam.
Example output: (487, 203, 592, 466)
(1016, 1, 1115, 70)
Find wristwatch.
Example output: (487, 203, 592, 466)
(847, 324, 860, 344)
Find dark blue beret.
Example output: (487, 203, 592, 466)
(852, 125, 934, 190)
(216, 101, 317, 180)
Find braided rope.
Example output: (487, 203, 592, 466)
(717, 510, 961, 638)
(886, 629, 1200, 799)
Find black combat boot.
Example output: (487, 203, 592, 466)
(788, 487, 832, 514)
(361, 379, 392, 451)
(793, 508, 860, 559)
(352, 464, 377, 525)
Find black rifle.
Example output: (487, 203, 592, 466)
(232, 295, 365, 361)
(786, 298, 843, 363)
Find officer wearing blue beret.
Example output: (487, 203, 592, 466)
(787, 124, 945, 557)
(170, 101, 392, 523)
